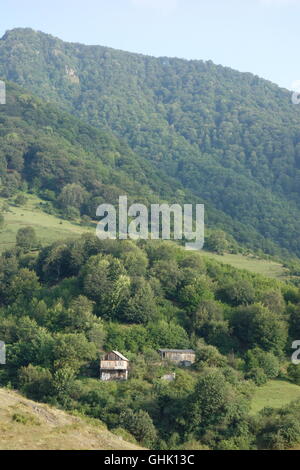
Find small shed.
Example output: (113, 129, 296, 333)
(158, 349, 196, 367)
(100, 351, 129, 381)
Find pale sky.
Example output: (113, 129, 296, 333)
(1, 0, 300, 89)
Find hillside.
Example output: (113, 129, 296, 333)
(2, 228, 300, 449)
(0, 192, 290, 280)
(0, 194, 91, 251)
(0, 387, 142, 450)
(0, 80, 184, 206)
(2, 27, 300, 452)
(200, 252, 289, 281)
(1, 28, 300, 257)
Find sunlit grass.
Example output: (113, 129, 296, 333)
(0, 195, 92, 252)
(201, 251, 288, 280)
(250, 380, 300, 415)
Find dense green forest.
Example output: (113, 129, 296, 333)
(0, 82, 184, 209)
(0, 81, 251, 255)
(1, 233, 300, 450)
(2, 28, 300, 256)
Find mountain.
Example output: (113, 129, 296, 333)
(0, 81, 191, 212)
(0, 387, 143, 450)
(1, 28, 300, 257)
(2, 28, 300, 452)
(0, 80, 263, 259)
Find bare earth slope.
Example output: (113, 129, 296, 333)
(0, 388, 142, 450)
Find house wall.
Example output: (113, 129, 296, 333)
(100, 352, 129, 381)
(100, 360, 128, 370)
(161, 352, 196, 365)
(100, 369, 128, 381)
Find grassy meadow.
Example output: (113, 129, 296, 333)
(201, 252, 288, 280)
(0, 195, 292, 282)
(250, 380, 300, 415)
(0, 195, 92, 252)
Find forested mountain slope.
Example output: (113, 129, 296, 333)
(1, 28, 300, 256)
(3, 28, 300, 452)
(0, 82, 189, 213)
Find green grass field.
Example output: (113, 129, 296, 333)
(250, 380, 300, 415)
(0, 195, 293, 281)
(201, 252, 288, 280)
(0, 195, 92, 252)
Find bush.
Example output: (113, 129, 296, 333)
(245, 348, 279, 379)
(64, 206, 80, 220)
(246, 367, 267, 386)
(19, 365, 53, 401)
(120, 409, 157, 448)
(287, 364, 300, 385)
(16, 226, 37, 252)
(205, 231, 229, 255)
(14, 194, 28, 206)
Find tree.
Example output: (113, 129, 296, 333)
(189, 368, 249, 443)
(9, 268, 40, 302)
(1, 172, 21, 197)
(61, 295, 97, 332)
(246, 367, 267, 386)
(1, 202, 10, 213)
(217, 279, 256, 306)
(259, 412, 300, 450)
(287, 364, 300, 385)
(36, 242, 73, 283)
(194, 344, 228, 370)
(190, 369, 230, 429)
(121, 249, 148, 277)
(192, 300, 224, 331)
(52, 367, 77, 406)
(205, 231, 229, 255)
(231, 304, 288, 354)
(260, 290, 285, 315)
(7, 318, 54, 370)
(58, 183, 87, 210)
(179, 276, 214, 313)
(52, 333, 97, 372)
(288, 305, 300, 339)
(19, 364, 53, 401)
(64, 206, 80, 220)
(147, 320, 190, 349)
(245, 348, 279, 379)
(81, 254, 130, 318)
(14, 194, 28, 206)
(16, 226, 37, 252)
(150, 260, 181, 296)
(123, 278, 156, 324)
(120, 409, 157, 447)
